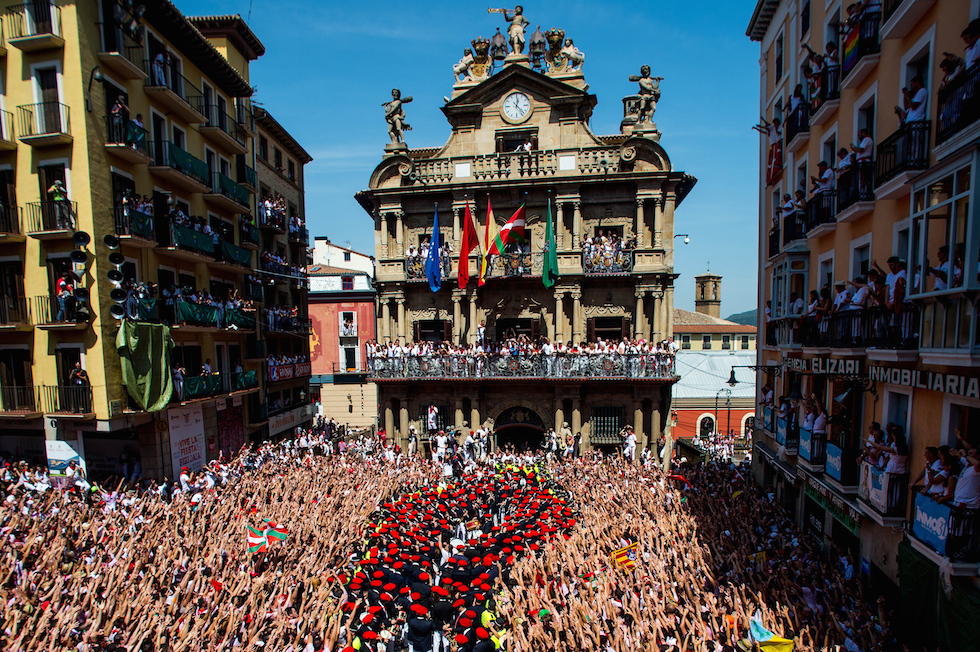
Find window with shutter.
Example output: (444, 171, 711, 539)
(586, 318, 596, 343)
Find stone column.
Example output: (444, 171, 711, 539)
(399, 404, 410, 451)
(395, 211, 404, 256)
(380, 298, 390, 340)
(572, 201, 582, 248)
(648, 198, 658, 247)
(635, 198, 645, 248)
(555, 404, 565, 434)
(452, 206, 461, 244)
(384, 404, 395, 442)
(455, 398, 464, 431)
(634, 289, 645, 339)
(571, 398, 583, 450)
(659, 289, 668, 341)
(396, 298, 407, 341)
(471, 405, 481, 432)
(554, 292, 566, 342)
(468, 293, 478, 344)
(634, 402, 645, 452)
(380, 213, 389, 258)
(452, 294, 462, 343)
(571, 290, 582, 343)
(666, 285, 674, 340)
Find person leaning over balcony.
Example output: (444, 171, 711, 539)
(963, 19, 980, 69)
(947, 445, 980, 509)
(55, 271, 74, 322)
(872, 256, 906, 313)
(790, 84, 806, 114)
(779, 193, 795, 231)
(895, 76, 927, 126)
(789, 291, 804, 315)
(870, 424, 909, 474)
(847, 276, 870, 311)
(859, 422, 886, 467)
(810, 161, 835, 194)
(851, 128, 874, 162)
(835, 147, 853, 175)
(109, 96, 129, 144)
(915, 446, 943, 495)
(831, 280, 852, 313)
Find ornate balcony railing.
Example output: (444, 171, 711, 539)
(113, 206, 155, 241)
(837, 161, 875, 212)
(405, 257, 451, 281)
(801, 305, 919, 349)
(144, 59, 205, 113)
(860, 462, 908, 517)
(98, 21, 144, 69)
(875, 121, 931, 186)
(782, 209, 807, 244)
(41, 385, 92, 414)
(237, 156, 257, 189)
(17, 102, 70, 138)
(409, 146, 637, 184)
(799, 426, 826, 465)
(583, 249, 634, 275)
(202, 104, 247, 149)
(26, 201, 77, 233)
(486, 251, 544, 279)
(805, 191, 836, 232)
(815, 65, 841, 108)
(0, 385, 38, 413)
(368, 352, 677, 381)
(104, 114, 149, 157)
(263, 311, 311, 334)
(937, 64, 980, 145)
(841, 11, 881, 80)
(910, 488, 980, 562)
(785, 102, 810, 143)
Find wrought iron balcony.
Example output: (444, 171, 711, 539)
(784, 102, 810, 147)
(0, 110, 15, 145)
(369, 352, 677, 381)
(583, 249, 634, 275)
(910, 489, 980, 562)
(237, 156, 257, 191)
(0, 204, 22, 236)
(0, 385, 39, 414)
(149, 141, 211, 191)
(799, 305, 919, 349)
(17, 102, 71, 144)
(837, 161, 875, 213)
(782, 209, 807, 244)
(289, 226, 309, 244)
(208, 171, 249, 210)
(41, 385, 93, 416)
(799, 426, 826, 465)
(97, 22, 145, 78)
(486, 251, 544, 279)
(936, 63, 980, 146)
(840, 10, 881, 82)
(144, 59, 206, 122)
(239, 216, 260, 248)
(0, 296, 31, 327)
(26, 201, 77, 236)
(405, 256, 451, 281)
(5, 2, 63, 49)
(200, 104, 248, 153)
(113, 206, 155, 242)
(263, 311, 311, 334)
(875, 121, 931, 187)
(859, 462, 908, 517)
(180, 373, 223, 401)
(768, 227, 780, 258)
(104, 114, 150, 161)
(805, 191, 836, 233)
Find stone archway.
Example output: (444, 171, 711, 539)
(494, 406, 546, 452)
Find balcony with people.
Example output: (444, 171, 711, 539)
(5, 1, 63, 51)
(288, 214, 308, 245)
(802, 43, 841, 126)
(239, 214, 260, 250)
(261, 251, 308, 288)
(784, 86, 811, 154)
(836, 153, 875, 222)
(773, 191, 808, 254)
(112, 191, 155, 246)
(103, 109, 151, 164)
(935, 31, 980, 156)
(857, 422, 910, 524)
(907, 435, 980, 569)
(805, 161, 837, 238)
(840, 3, 881, 89)
(32, 271, 89, 331)
(258, 195, 287, 232)
(875, 76, 931, 199)
(367, 336, 678, 382)
(158, 284, 256, 332)
(582, 231, 635, 275)
(266, 354, 312, 384)
(262, 305, 311, 335)
(405, 240, 453, 281)
(144, 54, 206, 123)
(161, 211, 220, 262)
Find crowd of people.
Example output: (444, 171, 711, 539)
(160, 285, 255, 329)
(264, 304, 305, 332)
(407, 239, 454, 278)
(261, 250, 308, 280)
(365, 335, 679, 379)
(259, 195, 290, 231)
(0, 409, 913, 652)
(581, 231, 636, 272)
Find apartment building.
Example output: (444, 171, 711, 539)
(0, 2, 309, 480)
(747, 1, 980, 647)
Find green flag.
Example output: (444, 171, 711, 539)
(543, 196, 558, 288)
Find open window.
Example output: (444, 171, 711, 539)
(495, 127, 538, 153)
(414, 319, 452, 343)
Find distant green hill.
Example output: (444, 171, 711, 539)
(725, 309, 757, 326)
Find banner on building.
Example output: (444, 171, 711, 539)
(169, 404, 206, 472)
(45, 439, 83, 475)
(912, 496, 950, 555)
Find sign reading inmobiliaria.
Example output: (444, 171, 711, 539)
(169, 404, 206, 473)
(869, 365, 980, 398)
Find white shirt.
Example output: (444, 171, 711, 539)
(818, 168, 835, 191)
(849, 285, 869, 309)
(790, 298, 804, 314)
(813, 412, 827, 434)
(907, 87, 928, 122)
(954, 465, 980, 509)
(967, 39, 980, 69)
(855, 136, 874, 161)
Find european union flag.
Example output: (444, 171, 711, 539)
(424, 206, 442, 292)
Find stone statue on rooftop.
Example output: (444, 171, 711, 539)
(561, 38, 585, 71)
(383, 88, 412, 147)
(489, 5, 529, 55)
(453, 48, 475, 82)
(629, 65, 664, 124)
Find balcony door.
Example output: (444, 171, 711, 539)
(35, 68, 60, 134)
(0, 349, 33, 410)
(26, 0, 54, 35)
(111, 172, 135, 207)
(0, 170, 15, 230)
(494, 318, 538, 342)
(0, 262, 26, 324)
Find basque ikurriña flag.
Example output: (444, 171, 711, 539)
(264, 519, 288, 541)
(247, 526, 268, 554)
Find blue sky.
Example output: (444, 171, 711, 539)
(180, 0, 763, 315)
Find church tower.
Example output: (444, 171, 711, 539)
(694, 272, 722, 318)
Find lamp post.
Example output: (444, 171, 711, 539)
(714, 388, 731, 456)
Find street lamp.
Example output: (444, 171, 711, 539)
(85, 65, 103, 112)
(674, 234, 691, 245)
(714, 388, 731, 455)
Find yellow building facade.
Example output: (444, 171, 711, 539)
(0, 2, 310, 480)
(748, 1, 980, 645)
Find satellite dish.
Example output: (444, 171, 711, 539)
(103, 234, 120, 250)
(108, 252, 126, 266)
(110, 288, 128, 303)
(69, 250, 88, 264)
(107, 269, 125, 284)
(110, 305, 126, 319)
(72, 231, 91, 247)
(73, 288, 90, 302)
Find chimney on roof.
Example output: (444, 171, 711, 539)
(694, 272, 722, 318)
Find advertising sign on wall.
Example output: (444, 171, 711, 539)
(168, 404, 206, 473)
(45, 439, 83, 475)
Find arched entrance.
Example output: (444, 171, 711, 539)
(699, 416, 715, 438)
(494, 406, 545, 452)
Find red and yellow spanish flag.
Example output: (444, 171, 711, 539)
(612, 542, 639, 569)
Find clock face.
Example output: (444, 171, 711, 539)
(502, 92, 531, 121)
